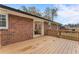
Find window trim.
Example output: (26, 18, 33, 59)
(0, 14, 8, 29)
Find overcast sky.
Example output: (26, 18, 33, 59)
(5, 4, 79, 25)
(54, 4, 79, 25)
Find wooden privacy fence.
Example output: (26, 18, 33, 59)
(47, 30, 79, 41)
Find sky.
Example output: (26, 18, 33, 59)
(5, 4, 79, 25)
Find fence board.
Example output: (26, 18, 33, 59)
(47, 30, 79, 41)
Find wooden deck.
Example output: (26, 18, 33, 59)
(0, 36, 79, 54)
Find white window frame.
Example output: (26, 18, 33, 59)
(0, 14, 8, 29)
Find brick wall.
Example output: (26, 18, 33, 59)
(44, 22, 49, 35)
(51, 25, 58, 30)
(0, 31, 1, 47)
(47, 30, 58, 37)
(0, 14, 33, 46)
(47, 24, 59, 35)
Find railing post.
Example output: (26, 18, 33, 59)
(77, 32, 79, 40)
(58, 30, 61, 38)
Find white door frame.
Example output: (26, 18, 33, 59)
(33, 20, 44, 38)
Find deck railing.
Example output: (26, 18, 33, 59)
(48, 30, 79, 41)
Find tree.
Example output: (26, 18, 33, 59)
(43, 7, 58, 21)
(20, 6, 28, 12)
(20, 6, 42, 17)
(51, 8, 58, 20)
(28, 6, 36, 14)
(20, 5, 58, 20)
(43, 7, 51, 20)
(28, 6, 42, 16)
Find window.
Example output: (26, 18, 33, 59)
(0, 14, 8, 29)
(35, 22, 41, 34)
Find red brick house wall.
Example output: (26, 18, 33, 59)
(44, 22, 49, 35)
(51, 25, 58, 30)
(0, 31, 1, 47)
(0, 14, 33, 46)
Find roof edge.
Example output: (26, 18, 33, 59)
(0, 4, 50, 21)
(0, 4, 61, 25)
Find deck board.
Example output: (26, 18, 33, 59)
(0, 36, 79, 54)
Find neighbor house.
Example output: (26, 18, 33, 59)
(64, 25, 79, 31)
(0, 5, 60, 47)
